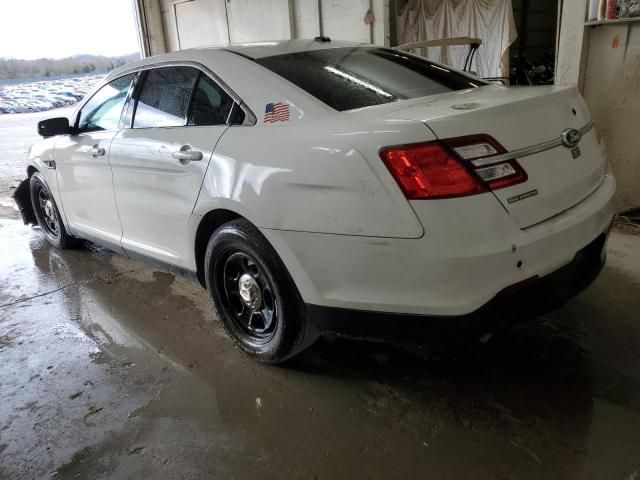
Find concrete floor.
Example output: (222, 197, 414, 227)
(1, 113, 640, 480)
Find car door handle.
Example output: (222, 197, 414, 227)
(87, 145, 105, 157)
(171, 146, 203, 163)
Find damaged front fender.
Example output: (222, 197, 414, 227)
(13, 178, 37, 225)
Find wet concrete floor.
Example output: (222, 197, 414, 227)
(1, 201, 640, 479)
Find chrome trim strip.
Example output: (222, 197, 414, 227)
(579, 120, 595, 136)
(90, 61, 257, 126)
(471, 121, 594, 167)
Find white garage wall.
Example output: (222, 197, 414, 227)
(321, 0, 371, 43)
(162, 7, 180, 51)
(292, 0, 321, 38)
(292, 0, 390, 45)
(227, 0, 293, 43)
(176, 0, 229, 47)
(583, 23, 640, 212)
(160, 0, 230, 50)
(157, 0, 389, 52)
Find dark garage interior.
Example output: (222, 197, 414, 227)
(1, 0, 640, 479)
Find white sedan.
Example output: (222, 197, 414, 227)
(13, 39, 615, 362)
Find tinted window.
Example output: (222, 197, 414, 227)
(77, 74, 135, 132)
(133, 67, 199, 128)
(256, 47, 485, 111)
(187, 74, 234, 126)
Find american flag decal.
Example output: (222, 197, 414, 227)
(264, 102, 290, 123)
(363, 7, 375, 25)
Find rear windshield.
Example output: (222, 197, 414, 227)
(255, 47, 484, 111)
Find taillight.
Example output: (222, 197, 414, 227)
(380, 142, 487, 199)
(475, 161, 527, 190)
(380, 135, 527, 200)
(443, 134, 528, 191)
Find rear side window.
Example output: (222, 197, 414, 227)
(77, 73, 135, 132)
(256, 47, 484, 111)
(133, 67, 199, 128)
(188, 74, 234, 126)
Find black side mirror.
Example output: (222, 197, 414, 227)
(37, 117, 72, 137)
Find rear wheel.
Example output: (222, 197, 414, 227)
(30, 172, 80, 249)
(205, 219, 317, 363)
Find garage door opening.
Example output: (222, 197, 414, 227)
(391, 0, 560, 86)
(0, 0, 140, 115)
(510, 0, 559, 85)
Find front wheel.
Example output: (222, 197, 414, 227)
(30, 172, 80, 249)
(205, 219, 317, 363)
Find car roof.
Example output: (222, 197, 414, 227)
(105, 39, 368, 83)
(212, 39, 367, 59)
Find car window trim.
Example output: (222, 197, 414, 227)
(108, 60, 256, 126)
(120, 71, 143, 130)
(226, 102, 240, 125)
(128, 70, 148, 129)
(185, 70, 202, 127)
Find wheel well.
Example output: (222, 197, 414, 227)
(194, 209, 242, 287)
(27, 166, 38, 177)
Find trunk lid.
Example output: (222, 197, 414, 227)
(386, 85, 607, 228)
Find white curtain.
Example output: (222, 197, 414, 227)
(396, 0, 517, 79)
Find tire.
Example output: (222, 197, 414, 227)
(204, 219, 318, 363)
(30, 172, 80, 249)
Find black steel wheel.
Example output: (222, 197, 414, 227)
(221, 251, 278, 342)
(205, 219, 318, 363)
(29, 172, 80, 249)
(34, 181, 59, 237)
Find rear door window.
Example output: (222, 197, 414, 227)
(256, 47, 484, 111)
(133, 67, 199, 128)
(187, 74, 234, 126)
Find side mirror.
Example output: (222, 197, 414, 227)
(37, 117, 71, 138)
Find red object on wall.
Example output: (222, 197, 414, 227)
(606, 0, 617, 19)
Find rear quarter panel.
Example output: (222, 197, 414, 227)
(194, 115, 433, 238)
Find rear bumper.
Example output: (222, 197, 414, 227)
(262, 174, 615, 317)
(308, 231, 608, 339)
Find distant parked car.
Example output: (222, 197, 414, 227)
(52, 95, 75, 106)
(57, 92, 78, 100)
(6, 102, 28, 113)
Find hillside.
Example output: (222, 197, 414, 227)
(0, 53, 140, 81)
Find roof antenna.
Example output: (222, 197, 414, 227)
(314, 36, 331, 43)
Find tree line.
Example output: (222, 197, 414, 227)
(0, 53, 140, 80)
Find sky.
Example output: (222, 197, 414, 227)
(0, 0, 140, 59)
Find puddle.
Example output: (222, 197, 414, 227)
(1, 212, 640, 479)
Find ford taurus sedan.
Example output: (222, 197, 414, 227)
(13, 39, 615, 363)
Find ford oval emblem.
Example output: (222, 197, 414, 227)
(561, 128, 581, 148)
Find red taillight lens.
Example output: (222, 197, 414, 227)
(380, 142, 487, 199)
(381, 135, 528, 200)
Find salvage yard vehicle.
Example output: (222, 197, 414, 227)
(0, 74, 103, 115)
(13, 39, 615, 363)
